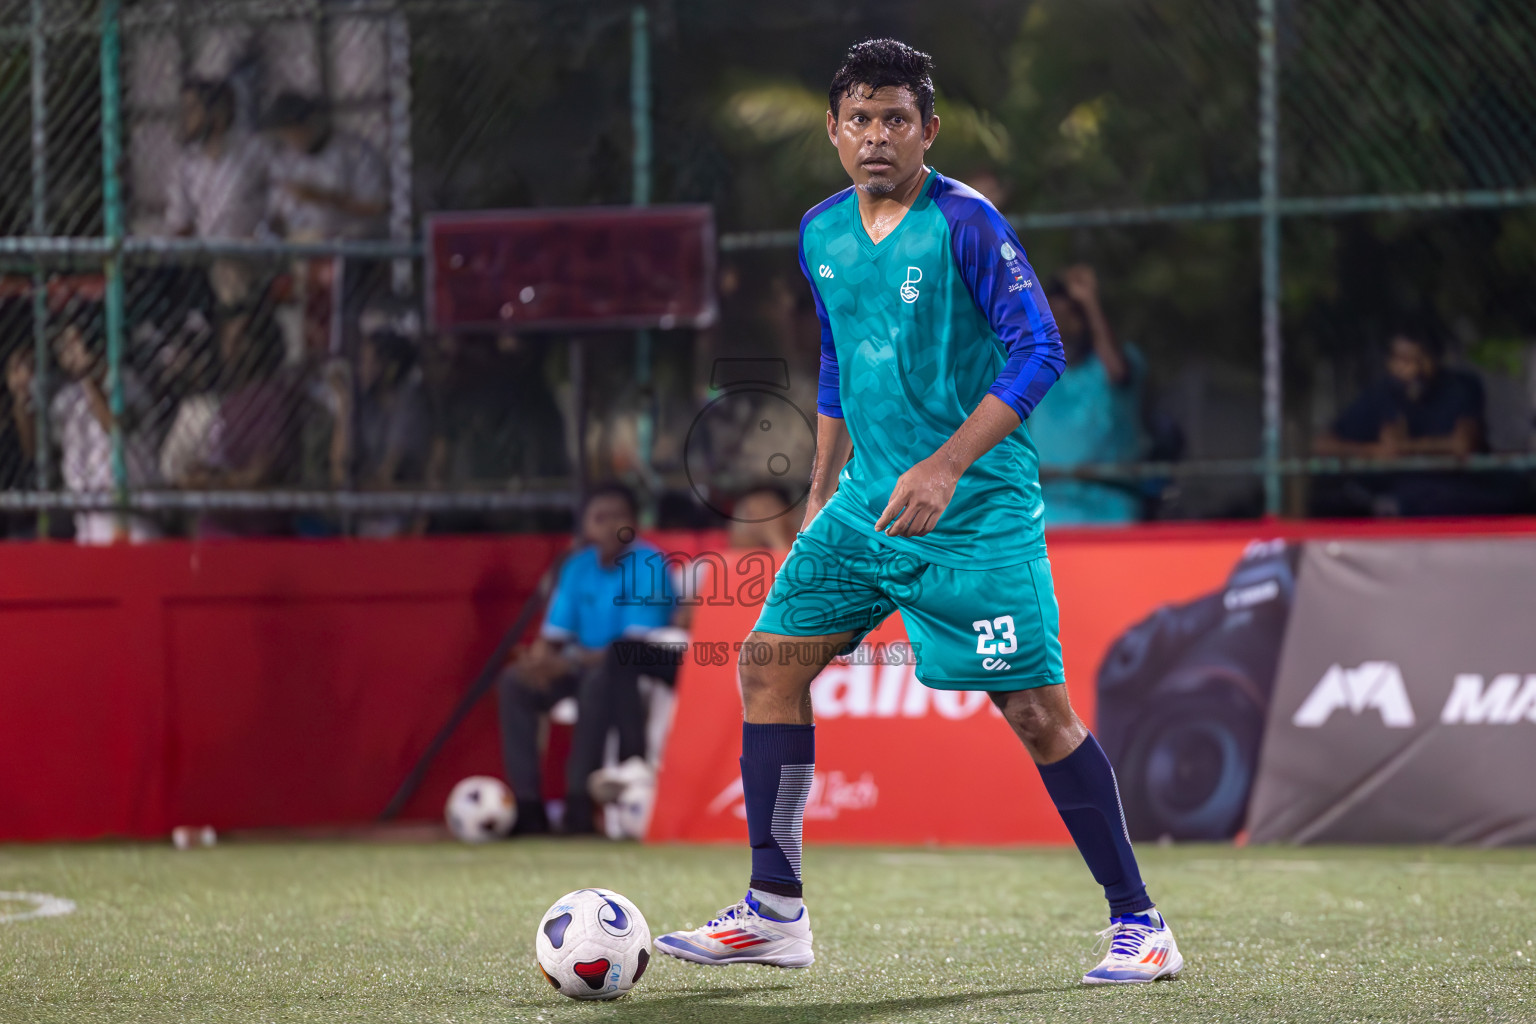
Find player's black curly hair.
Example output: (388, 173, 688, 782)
(828, 38, 935, 124)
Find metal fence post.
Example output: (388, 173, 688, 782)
(1257, 0, 1282, 517)
(631, 4, 656, 525)
(100, 0, 129, 533)
(29, 0, 50, 536)
(386, 11, 414, 295)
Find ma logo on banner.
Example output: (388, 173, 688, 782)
(1293, 661, 1416, 728)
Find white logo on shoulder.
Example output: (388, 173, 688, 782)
(818, 264, 834, 279)
(1293, 662, 1416, 728)
(900, 266, 922, 303)
(1000, 241, 1017, 261)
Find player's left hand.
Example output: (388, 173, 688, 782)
(874, 453, 958, 538)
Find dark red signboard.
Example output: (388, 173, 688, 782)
(427, 205, 717, 332)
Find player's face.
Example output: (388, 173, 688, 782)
(827, 85, 939, 196)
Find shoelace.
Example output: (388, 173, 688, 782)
(705, 898, 755, 930)
(1093, 920, 1155, 959)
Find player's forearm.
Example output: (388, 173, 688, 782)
(934, 394, 1021, 479)
(807, 415, 852, 503)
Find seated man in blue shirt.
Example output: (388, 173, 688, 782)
(497, 482, 673, 834)
(1026, 264, 1147, 526)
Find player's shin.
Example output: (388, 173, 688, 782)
(1037, 733, 1153, 918)
(740, 722, 814, 920)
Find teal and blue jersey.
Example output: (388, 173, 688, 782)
(541, 541, 673, 650)
(800, 168, 1065, 569)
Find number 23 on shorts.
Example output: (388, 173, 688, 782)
(972, 615, 1018, 656)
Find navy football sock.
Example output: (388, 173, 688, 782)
(1037, 733, 1153, 917)
(741, 722, 815, 898)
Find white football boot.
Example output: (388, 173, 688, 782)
(654, 893, 814, 968)
(1082, 908, 1184, 984)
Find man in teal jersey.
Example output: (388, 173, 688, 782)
(657, 39, 1182, 985)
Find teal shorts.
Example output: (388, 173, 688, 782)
(752, 510, 1065, 691)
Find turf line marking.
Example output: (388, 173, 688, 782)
(0, 891, 77, 923)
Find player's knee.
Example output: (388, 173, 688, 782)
(737, 656, 805, 716)
(737, 657, 776, 704)
(991, 690, 1065, 747)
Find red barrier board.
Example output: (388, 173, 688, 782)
(2, 518, 1530, 842)
(0, 532, 725, 842)
(648, 538, 1257, 845)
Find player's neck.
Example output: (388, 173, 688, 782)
(854, 165, 930, 242)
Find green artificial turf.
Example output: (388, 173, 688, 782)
(0, 840, 1532, 1023)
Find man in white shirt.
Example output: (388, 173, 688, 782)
(263, 93, 387, 242)
(49, 315, 160, 545)
(165, 79, 269, 307)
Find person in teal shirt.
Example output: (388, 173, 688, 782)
(658, 38, 1183, 988)
(1027, 264, 1147, 526)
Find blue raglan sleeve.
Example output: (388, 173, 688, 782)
(942, 194, 1066, 421)
(798, 222, 843, 419)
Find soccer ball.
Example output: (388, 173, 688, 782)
(444, 775, 516, 842)
(535, 888, 651, 1000)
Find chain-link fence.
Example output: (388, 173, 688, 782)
(2, 0, 1534, 541)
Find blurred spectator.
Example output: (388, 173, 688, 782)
(1028, 264, 1147, 526)
(1317, 329, 1484, 461)
(2, 345, 38, 538)
(182, 305, 307, 536)
(327, 329, 431, 537)
(263, 93, 386, 241)
(165, 79, 270, 306)
(157, 319, 225, 490)
(1312, 327, 1513, 516)
(496, 483, 673, 835)
(49, 311, 160, 544)
(425, 334, 568, 528)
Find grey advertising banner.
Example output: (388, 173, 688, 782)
(1247, 539, 1536, 845)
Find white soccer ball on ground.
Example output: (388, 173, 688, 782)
(535, 888, 652, 1000)
(444, 775, 516, 842)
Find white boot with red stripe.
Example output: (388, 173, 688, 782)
(1082, 907, 1183, 984)
(654, 893, 814, 968)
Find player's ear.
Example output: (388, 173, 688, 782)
(922, 113, 940, 150)
(826, 108, 838, 144)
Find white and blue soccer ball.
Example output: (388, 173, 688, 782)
(535, 888, 651, 1000)
(444, 775, 516, 842)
